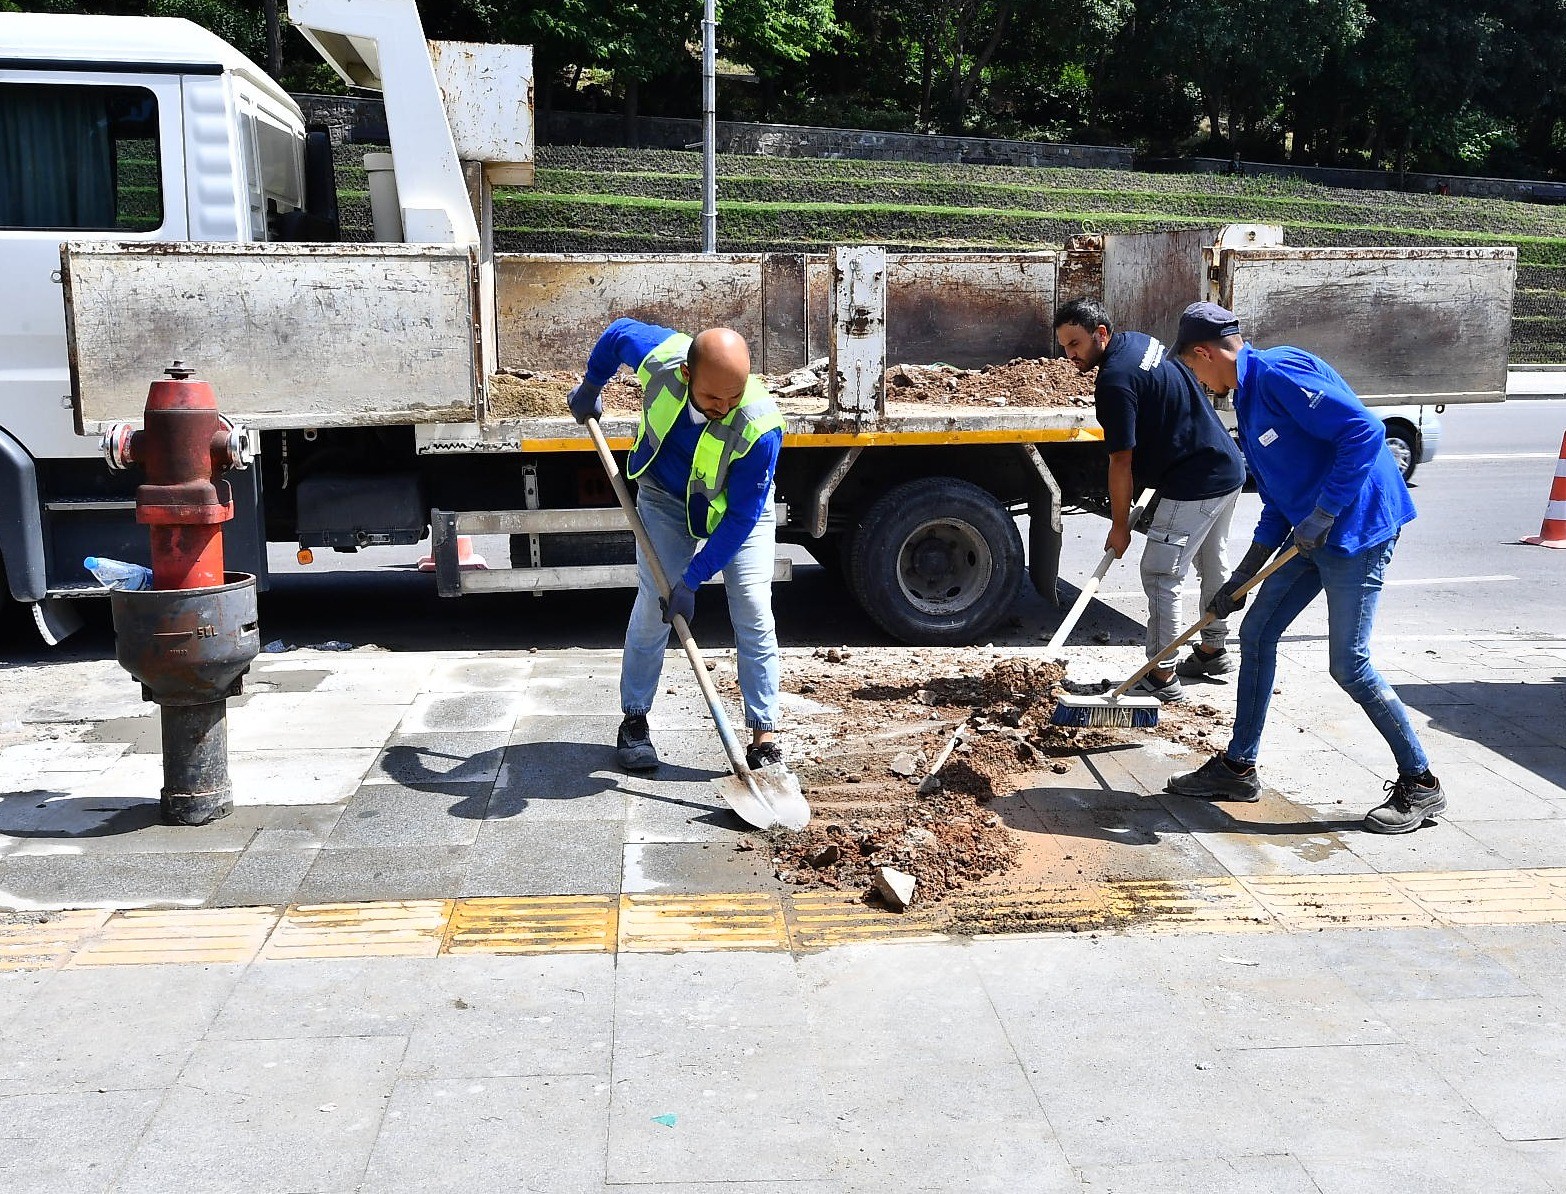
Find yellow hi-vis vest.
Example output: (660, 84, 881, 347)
(625, 332, 785, 537)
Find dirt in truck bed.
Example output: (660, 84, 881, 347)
(486, 356, 1095, 420)
(717, 649, 1230, 911)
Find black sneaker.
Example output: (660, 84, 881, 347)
(615, 715, 659, 772)
(746, 741, 784, 770)
(1165, 754, 1262, 802)
(1127, 673, 1185, 704)
(1363, 774, 1446, 834)
(1176, 645, 1236, 678)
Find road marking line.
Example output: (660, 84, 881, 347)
(1384, 574, 1519, 587)
(1439, 452, 1560, 461)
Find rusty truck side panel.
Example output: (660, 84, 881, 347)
(64, 242, 481, 432)
(1218, 246, 1517, 403)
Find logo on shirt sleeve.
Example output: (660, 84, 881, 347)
(1301, 387, 1325, 408)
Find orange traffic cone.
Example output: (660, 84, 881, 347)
(417, 536, 488, 572)
(1521, 432, 1566, 549)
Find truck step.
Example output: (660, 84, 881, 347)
(452, 508, 627, 536)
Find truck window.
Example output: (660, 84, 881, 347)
(0, 83, 162, 232)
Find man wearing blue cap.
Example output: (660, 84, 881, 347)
(1166, 302, 1443, 834)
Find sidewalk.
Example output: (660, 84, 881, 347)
(0, 630, 1563, 1191)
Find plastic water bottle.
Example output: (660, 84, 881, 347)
(84, 556, 153, 591)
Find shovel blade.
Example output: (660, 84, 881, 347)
(713, 767, 811, 832)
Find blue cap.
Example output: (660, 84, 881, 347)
(1172, 302, 1242, 354)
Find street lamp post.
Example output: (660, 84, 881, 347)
(701, 0, 717, 253)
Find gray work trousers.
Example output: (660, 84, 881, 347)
(1140, 488, 1241, 660)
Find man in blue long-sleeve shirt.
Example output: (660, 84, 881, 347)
(567, 318, 786, 774)
(1165, 302, 1444, 834)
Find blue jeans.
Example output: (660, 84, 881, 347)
(1227, 536, 1429, 776)
(620, 477, 780, 731)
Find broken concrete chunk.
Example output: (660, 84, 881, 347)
(917, 774, 943, 795)
(888, 752, 920, 777)
(874, 866, 917, 911)
(806, 843, 841, 868)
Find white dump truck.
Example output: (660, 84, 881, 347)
(0, 0, 1518, 647)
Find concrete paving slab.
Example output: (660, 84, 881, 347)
(304, 654, 446, 703)
(326, 782, 485, 849)
(1478, 746, 1566, 803)
(364, 732, 506, 787)
(1342, 820, 1515, 873)
(621, 841, 776, 894)
(1226, 1042, 1503, 1159)
(4, 801, 254, 857)
(1020, 797, 1228, 881)
(1144, 932, 1399, 1049)
(1153, 793, 1371, 877)
(0, 962, 240, 1096)
(1373, 994, 1566, 1142)
(800, 942, 1078, 1191)
(1077, 1154, 1320, 1194)
(970, 936, 1289, 1167)
(210, 846, 318, 907)
(397, 689, 528, 735)
(463, 819, 625, 897)
(423, 655, 536, 693)
(113, 1034, 405, 1194)
(0, 1088, 162, 1194)
(210, 956, 445, 1041)
(226, 693, 410, 752)
(1458, 817, 1566, 868)
(1306, 926, 1534, 1001)
(224, 803, 345, 850)
(1460, 925, 1566, 996)
(292, 845, 470, 905)
(619, 776, 735, 844)
(605, 1184, 846, 1194)
(399, 954, 616, 1079)
(488, 740, 633, 823)
(517, 675, 624, 718)
(606, 952, 834, 1185)
(359, 1073, 608, 1193)
(0, 740, 128, 776)
(1298, 1145, 1557, 1194)
(0, 850, 238, 912)
(229, 747, 381, 806)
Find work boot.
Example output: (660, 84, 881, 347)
(1176, 644, 1236, 678)
(615, 714, 659, 772)
(1165, 754, 1262, 802)
(746, 741, 784, 771)
(1363, 773, 1446, 834)
(1127, 672, 1185, 703)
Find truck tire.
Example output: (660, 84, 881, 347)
(848, 477, 1023, 646)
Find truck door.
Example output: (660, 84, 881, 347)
(0, 70, 188, 463)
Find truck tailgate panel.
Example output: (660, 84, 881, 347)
(63, 243, 481, 431)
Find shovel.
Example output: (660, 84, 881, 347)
(584, 417, 811, 832)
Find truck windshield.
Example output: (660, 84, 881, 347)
(0, 82, 161, 231)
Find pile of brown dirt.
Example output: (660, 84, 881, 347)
(740, 649, 1228, 909)
(488, 355, 1095, 420)
(884, 357, 1095, 408)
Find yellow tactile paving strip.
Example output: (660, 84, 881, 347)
(7, 868, 1566, 969)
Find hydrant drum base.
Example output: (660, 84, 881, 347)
(110, 573, 260, 706)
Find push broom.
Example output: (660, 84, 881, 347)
(1052, 545, 1299, 728)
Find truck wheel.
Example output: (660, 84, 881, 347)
(848, 478, 1023, 646)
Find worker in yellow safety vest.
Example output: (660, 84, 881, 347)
(568, 319, 786, 773)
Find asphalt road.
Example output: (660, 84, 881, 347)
(7, 399, 1563, 663)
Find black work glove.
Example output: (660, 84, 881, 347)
(567, 381, 604, 425)
(1293, 507, 1336, 557)
(1207, 541, 1276, 619)
(660, 580, 696, 627)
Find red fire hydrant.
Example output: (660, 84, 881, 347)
(101, 362, 259, 825)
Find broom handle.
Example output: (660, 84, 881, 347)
(584, 417, 756, 785)
(1109, 544, 1301, 699)
(1045, 489, 1155, 653)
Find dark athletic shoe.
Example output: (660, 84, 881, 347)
(1363, 774, 1446, 834)
(1165, 754, 1262, 802)
(616, 715, 659, 772)
(1176, 645, 1236, 678)
(746, 741, 784, 770)
(1127, 673, 1186, 704)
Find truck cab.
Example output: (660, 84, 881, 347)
(0, 14, 308, 640)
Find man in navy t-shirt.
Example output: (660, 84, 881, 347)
(1168, 302, 1442, 835)
(1053, 298, 1246, 702)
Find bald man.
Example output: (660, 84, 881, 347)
(568, 318, 787, 774)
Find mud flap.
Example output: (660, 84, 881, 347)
(1018, 444, 1062, 607)
(32, 597, 84, 646)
